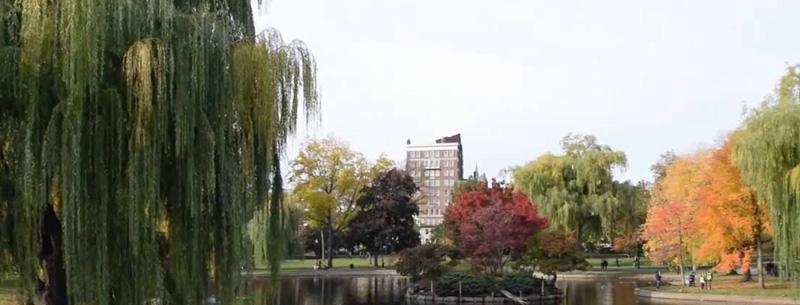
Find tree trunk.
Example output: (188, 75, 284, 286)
(756, 233, 765, 288)
(373, 252, 378, 267)
(575, 223, 582, 251)
(742, 267, 753, 282)
(40, 204, 68, 305)
(326, 228, 334, 269)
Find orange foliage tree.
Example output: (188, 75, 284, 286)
(642, 152, 707, 284)
(695, 134, 770, 286)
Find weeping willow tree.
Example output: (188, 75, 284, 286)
(0, 0, 318, 303)
(512, 134, 627, 250)
(735, 67, 800, 282)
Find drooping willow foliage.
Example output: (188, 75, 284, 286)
(0, 0, 318, 303)
(512, 134, 627, 247)
(735, 66, 800, 282)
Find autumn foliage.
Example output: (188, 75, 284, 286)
(642, 153, 706, 270)
(642, 135, 772, 283)
(695, 135, 770, 279)
(444, 181, 548, 274)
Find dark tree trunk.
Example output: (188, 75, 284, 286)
(742, 267, 753, 282)
(40, 204, 68, 305)
(373, 252, 378, 267)
(326, 228, 334, 269)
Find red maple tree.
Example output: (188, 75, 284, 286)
(446, 182, 548, 274)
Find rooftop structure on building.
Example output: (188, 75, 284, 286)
(405, 134, 464, 244)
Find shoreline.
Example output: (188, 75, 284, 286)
(252, 268, 682, 280)
(634, 287, 800, 304)
(251, 269, 400, 278)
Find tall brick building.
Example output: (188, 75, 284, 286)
(405, 134, 464, 244)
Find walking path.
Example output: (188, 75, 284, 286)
(634, 288, 800, 304)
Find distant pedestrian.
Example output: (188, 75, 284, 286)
(615, 257, 619, 267)
(655, 271, 663, 290)
(633, 255, 640, 269)
(707, 271, 713, 290)
(688, 271, 695, 287)
(699, 272, 706, 289)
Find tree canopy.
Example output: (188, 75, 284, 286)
(696, 133, 770, 283)
(290, 137, 392, 268)
(736, 66, 800, 281)
(348, 168, 421, 261)
(0, 0, 319, 303)
(512, 134, 627, 248)
(642, 151, 706, 282)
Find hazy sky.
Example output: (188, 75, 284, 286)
(253, 0, 800, 183)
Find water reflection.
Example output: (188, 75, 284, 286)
(250, 276, 697, 305)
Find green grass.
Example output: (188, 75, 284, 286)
(643, 274, 800, 297)
(258, 257, 397, 271)
(585, 256, 652, 268)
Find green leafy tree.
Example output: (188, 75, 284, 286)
(601, 180, 649, 250)
(735, 66, 800, 281)
(513, 134, 627, 249)
(290, 137, 391, 268)
(0, 0, 318, 302)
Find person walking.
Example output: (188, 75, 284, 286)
(655, 271, 663, 290)
(707, 271, 713, 290)
(699, 272, 706, 289)
(688, 270, 695, 287)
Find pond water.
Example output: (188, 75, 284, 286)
(250, 277, 694, 305)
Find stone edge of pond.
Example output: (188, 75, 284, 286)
(404, 291, 563, 304)
(533, 272, 681, 281)
(249, 269, 400, 278)
(634, 287, 800, 304)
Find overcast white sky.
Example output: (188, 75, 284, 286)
(254, 0, 800, 183)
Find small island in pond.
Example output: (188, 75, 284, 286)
(396, 183, 591, 303)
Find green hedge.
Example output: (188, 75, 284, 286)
(435, 272, 493, 297)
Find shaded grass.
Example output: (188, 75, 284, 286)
(585, 256, 652, 268)
(260, 257, 397, 271)
(643, 274, 800, 297)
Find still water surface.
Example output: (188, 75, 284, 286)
(251, 277, 698, 305)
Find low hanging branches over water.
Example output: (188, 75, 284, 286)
(0, 0, 319, 303)
(735, 67, 800, 283)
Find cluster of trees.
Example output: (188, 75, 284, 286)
(289, 137, 421, 268)
(398, 180, 588, 283)
(512, 135, 650, 254)
(642, 67, 800, 288)
(642, 133, 770, 285)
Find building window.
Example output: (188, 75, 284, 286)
(435, 160, 439, 167)
(435, 150, 440, 158)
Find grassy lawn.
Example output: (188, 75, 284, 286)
(586, 256, 652, 268)
(644, 274, 800, 297)
(260, 257, 397, 271)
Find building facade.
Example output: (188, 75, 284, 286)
(405, 134, 464, 244)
